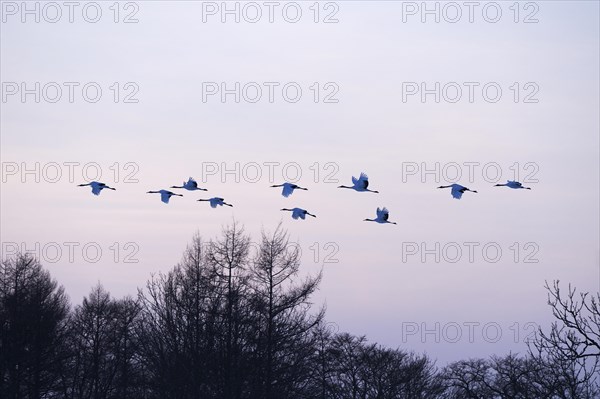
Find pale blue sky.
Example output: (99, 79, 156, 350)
(1, 1, 599, 364)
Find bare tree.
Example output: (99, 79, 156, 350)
(206, 222, 251, 399)
(109, 296, 142, 399)
(137, 228, 255, 399)
(323, 333, 442, 399)
(528, 280, 600, 398)
(327, 333, 367, 399)
(0, 254, 70, 399)
(248, 223, 324, 399)
(532, 281, 600, 360)
(137, 233, 219, 398)
(441, 352, 599, 399)
(60, 284, 141, 399)
(441, 358, 495, 399)
(73, 284, 116, 399)
(305, 321, 339, 398)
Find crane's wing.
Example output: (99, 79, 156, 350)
(357, 172, 369, 189)
(291, 209, 301, 219)
(298, 211, 306, 220)
(376, 207, 384, 218)
(187, 177, 198, 188)
(160, 192, 171, 203)
(91, 185, 102, 195)
(282, 184, 294, 197)
(210, 198, 219, 208)
(381, 207, 390, 221)
(451, 187, 464, 199)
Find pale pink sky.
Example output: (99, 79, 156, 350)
(1, 1, 599, 364)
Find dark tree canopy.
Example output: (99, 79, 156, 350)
(1, 230, 598, 399)
(0, 254, 70, 399)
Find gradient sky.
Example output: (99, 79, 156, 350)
(1, 1, 599, 365)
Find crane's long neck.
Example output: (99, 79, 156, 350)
(338, 185, 352, 189)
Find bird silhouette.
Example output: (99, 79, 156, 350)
(364, 207, 397, 224)
(281, 208, 316, 220)
(271, 182, 308, 197)
(77, 181, 116, 196)
(147, 190, 183, 204)
(198, 197, 233, 208)
(338, 172, 379, 193)
(438, 184, 477, 199)
(494, 181, 531, 190)
(171, 177, 207, 191)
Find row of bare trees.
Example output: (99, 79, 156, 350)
(1, 224, 599, 398)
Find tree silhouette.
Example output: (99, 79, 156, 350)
(528, 280, 600, 398)
(2, 233, 599, 399)
(137, 233, 221, 398)
(58, 284, 142, 399)
(205, 223, 251, 399)
(246, 223, 324, 398)
(0, 254, 70, 399)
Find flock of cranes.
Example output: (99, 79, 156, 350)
(78, 173, 532, 224)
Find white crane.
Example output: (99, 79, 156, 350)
(494, 180, 531, 190)
(338, 172, 379, 193)
(171, 177, 207, 191)
(270, 182, 308, 197)
(364, 207, 397, 224)
(197, 197, 233, 208)
(281, 207, 316, 220)
(147, 190, 183, 204)
(77, 181, 116, 196)
(437, 184, 477, 199)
